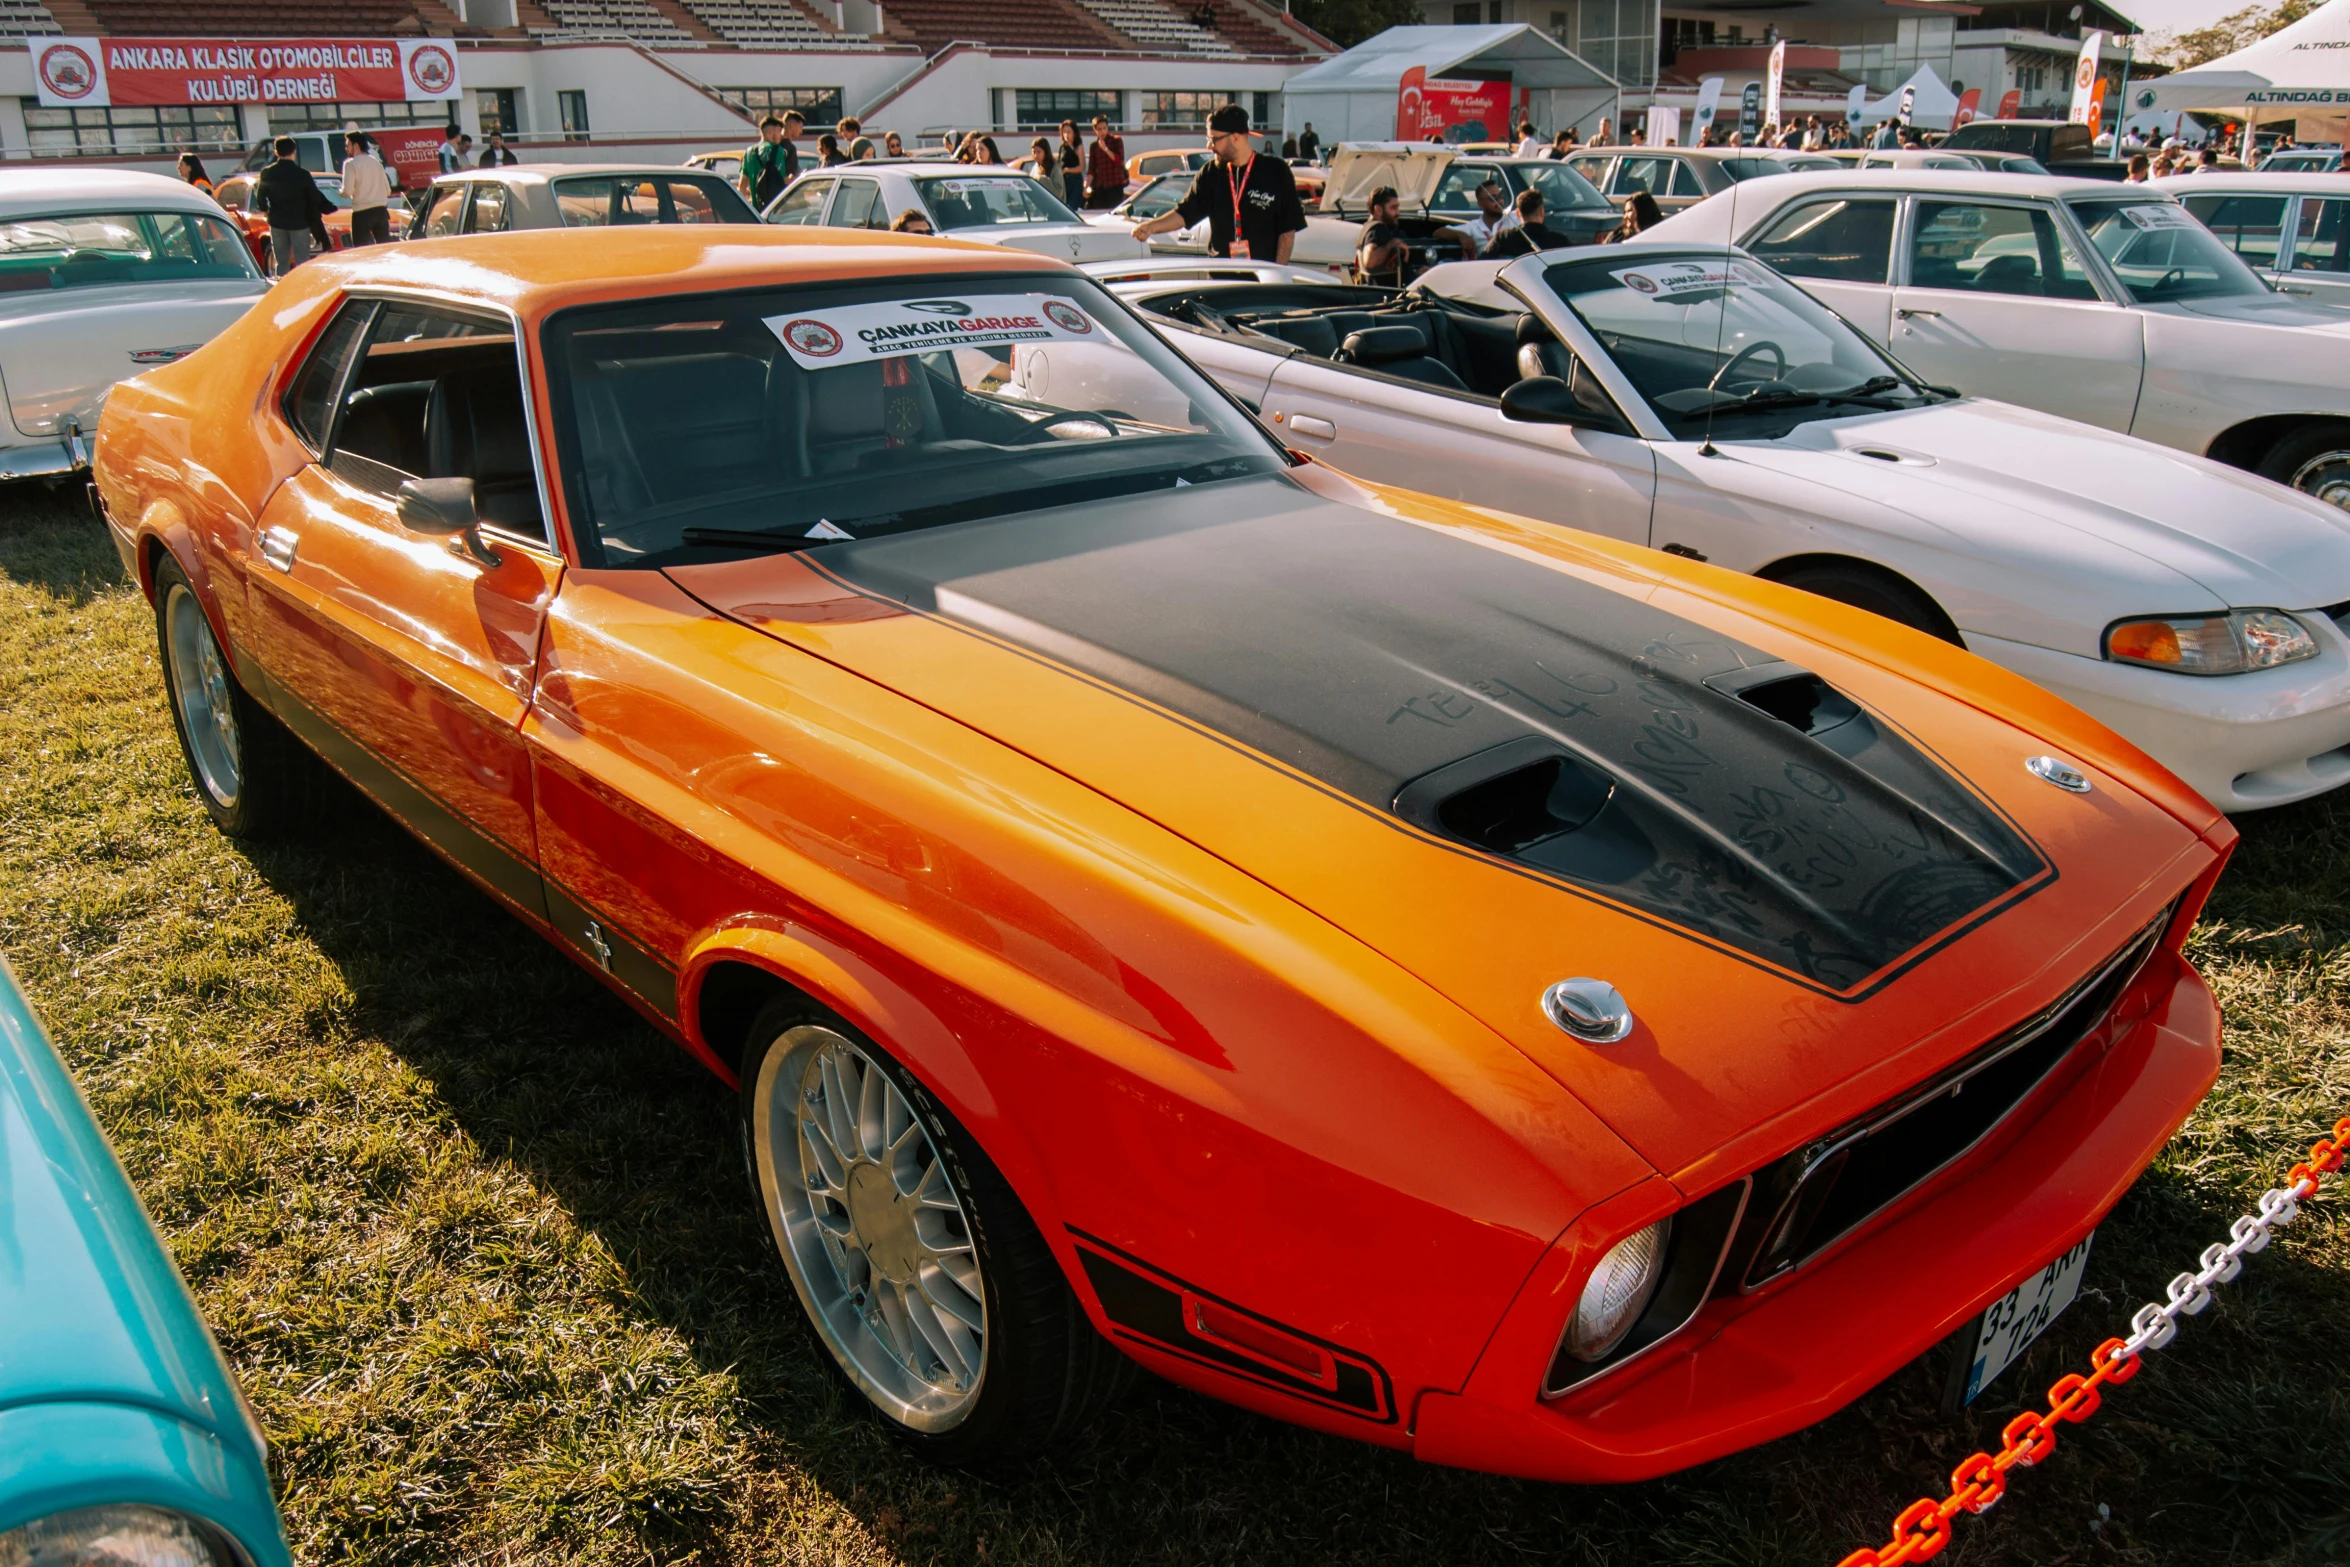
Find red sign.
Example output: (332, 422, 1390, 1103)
(2086, 77, 2109, 137)
(1397, 65, 1514, 144)
(1996, 88, 2022, 120)
(1954, 88, 1982, 127)
(375, 126, 450, 194)
(31, 36, 460, 109)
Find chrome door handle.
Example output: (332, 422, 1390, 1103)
(1288, 414, 1337, 441)
(257, 525, 298, 573)
(1895, 307, 1943, 320)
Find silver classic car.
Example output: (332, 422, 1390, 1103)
(0, 168, 264, 481)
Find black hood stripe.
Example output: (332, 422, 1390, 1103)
(699, 475, 2051, 1001)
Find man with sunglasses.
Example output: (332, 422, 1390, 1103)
(1131, 103, 1305, 262)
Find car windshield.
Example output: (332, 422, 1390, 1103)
(2067, 198, 2269, 302)
(1541, 251, 1935, 435)
(553, 174, 756, 226)
(1125, 174, 1189, 220)
(1513, 162, 1613, 212)
(542, 273, 1285, 568)
(0, 210, 258, 292)
(915, 176, 1079, 230)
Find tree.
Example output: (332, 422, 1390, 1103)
(2148, 0, 2319, 69)
(1290, 0, 1423, 50)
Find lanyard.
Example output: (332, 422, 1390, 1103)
(1228, 153, 1254, 235)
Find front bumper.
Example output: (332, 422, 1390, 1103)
(1968, 629, 2350, 812)
(0, 432, 85, 482)
(1411, 951, 2220, 1483)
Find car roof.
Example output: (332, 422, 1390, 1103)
(0, 167, 230, 218)
(2149, 171, 2340, 191)
(1699, 167, 2147, 197)
(433, 163, 739, 184)
(293, 225, 1068, 320)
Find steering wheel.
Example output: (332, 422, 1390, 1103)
(1710, 340, 1788, 391)
(1028, 409, 1118, 438)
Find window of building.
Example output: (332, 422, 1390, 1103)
(559, 89, 591, 140)
(717, 86, 844, 122)
(475, 88, 522, 138)
(21, 100, 241, 158)
(1141, 91, 1238, 130)
(1454, 1, 1479, 19)
(1575, 0, 1660, 90)
(1010, 90, 1122, 131)
(267, 100, 446, 136)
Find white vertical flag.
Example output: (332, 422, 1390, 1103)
(1693, 76, 1724, 136)
(2069, 30, 2104, 125)
(1764, 39, 1786, 132)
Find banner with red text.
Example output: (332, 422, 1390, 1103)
(1396, 66, 1514, 143)
(32, 37, 461, 109)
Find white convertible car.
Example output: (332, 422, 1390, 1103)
(1639, 171, 2350, 514)
(0, 168, 265, 481)
(1109, 244, 2350, 811)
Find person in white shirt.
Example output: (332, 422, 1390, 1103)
(1439, 178, 1522, 259)
(341, 132, 394, 246)
(1513, 120, 1544, 159)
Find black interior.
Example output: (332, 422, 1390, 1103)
(335, 336, 545, 539)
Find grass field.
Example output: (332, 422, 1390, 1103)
(1, 485, 2345, 1566)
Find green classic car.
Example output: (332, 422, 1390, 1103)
(0, 958, 290, 1567)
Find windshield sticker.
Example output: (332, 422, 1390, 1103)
(2115, 203, 2199, 232)
(1610, 261, 1762, 300)
(766, 294, 1096, 368)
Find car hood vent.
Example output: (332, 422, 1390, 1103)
(1705, 663, 1880, 758)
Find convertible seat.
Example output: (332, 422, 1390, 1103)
(1514, 312, 1577, 382)
(1258, 313, 1341, 357)
(425, 366, 543, 537)
(1337, 324, 1468, 391)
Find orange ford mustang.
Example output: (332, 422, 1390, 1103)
(93, 227, 2233, 1482)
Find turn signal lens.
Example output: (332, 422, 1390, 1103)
(2103, 610, 2317, 675)
(1566, 1219, 1671, 1362)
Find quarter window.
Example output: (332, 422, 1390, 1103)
(1907, 202, 2097, 300)
(2291, 197, 2350, 275)
(1667, 160, 1706, 198)
(465, 183, 512, 234)
(764, 178, 834, 226)
(2181, 193, 2288, 269)
(281, 299, 375, 452)
(1614, 157, 1670, 197)
(1748, 197, 1898, 284)
(830, 178, 883, 230)
(421, 185, 467, 238)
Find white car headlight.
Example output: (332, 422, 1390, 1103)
(0, 1505, 229, 1567)
(1565, 1219, 1671, 1362)
(2103, 610, 2317, 675)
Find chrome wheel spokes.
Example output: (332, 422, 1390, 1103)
(2290, 449, 2350, 513)
(753, 1025, 986, 1430)
(165, 585, 241, 806)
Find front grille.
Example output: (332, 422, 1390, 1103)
(1731, 909, 2172, 1292)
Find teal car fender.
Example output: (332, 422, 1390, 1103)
(0, 959, 291, 1567)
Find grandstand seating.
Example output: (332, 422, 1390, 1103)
(1190, 0, 1305, 55)
(532, 0, 696, 41)
(1074, 0, 1233, 54)
(683, 0, 888, 47)
(874, 0, 1127, 51)
(0, 0, 59, 34)
(82, 0, 445, 32)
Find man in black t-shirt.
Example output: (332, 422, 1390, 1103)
(1485, 189, 1575, 257)
(1131, 104, 1306, 261)
(1355, 185, 1410, 284)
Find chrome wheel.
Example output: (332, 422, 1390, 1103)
(164, 584, 241, 807)
(2290, 448, 2350, 512)
(751, 1025, 986, 1430)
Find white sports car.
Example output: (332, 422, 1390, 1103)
(1639, 170, 2350, 514)
(1111, 244, 2350, 812)
(0, 168, 265, 481)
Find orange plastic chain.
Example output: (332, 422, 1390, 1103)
(1836, 1114, 2349, 1567)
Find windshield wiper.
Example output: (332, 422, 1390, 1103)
(678, 524, 849, 553)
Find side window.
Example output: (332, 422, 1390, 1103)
(280, 298, 375, 451)
(465, 183, 511, 234)
(2292, 197, 2350, 274)
(421, 184, 467, 238)
(1614, 157, 1668, 198)
(1430, 165, 1490, 213)
(330, 304, 546, 543)
(765, 178, 833, 225)
(1568, 155, 1613, 189)
(215, 179, 249, 212)
(1666, 160, 1707, 198)
(1908, 201, 2095, 300)
(830, 178, 881, 230)
(1747, 197, 1898, 284)
(660, 178, 731, 224)
(2182, 193, 2287, 269)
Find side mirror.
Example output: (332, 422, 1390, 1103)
(1502, 375, 1615, 428)
(396, 477, 501, 567)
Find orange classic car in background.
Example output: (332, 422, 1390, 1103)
(209, 171, 354, 272)
(93, 227, 2233, 1480)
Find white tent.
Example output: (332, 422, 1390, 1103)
(1847, 67, 1962, 131)
(1279, 25, 1620, 146)
(2135, 0, 2350, 123)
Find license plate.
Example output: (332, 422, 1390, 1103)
(1961, 1233, 2093, 1406)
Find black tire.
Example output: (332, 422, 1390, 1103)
(738, 995, 1132, 1470)
(2256, 421, 2350, 513)
(1771, 560, 1963, 646)
(151, 556, 322, 837)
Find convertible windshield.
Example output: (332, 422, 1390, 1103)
(542, 275, 1284, 567)
(0, 210, 258, 292)
(915, 177, 1078, 230)
(2067, 199, 2269, 302)
(1542, 252, 1934, 435)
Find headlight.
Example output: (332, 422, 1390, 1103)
(2104, 610, 2317, 674)
(1564, 1219, 1671, 1362)
(0, 1505, 228, 1566)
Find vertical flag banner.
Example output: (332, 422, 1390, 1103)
(1955, 87, 1982, 126)
(1998, 87, 2022, 119)
(2086, 76, 2109, 137)
(1764, 39, 1786, 131)
(1693, 76, 1724, 137)
(2069, 30, 2105, 125)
